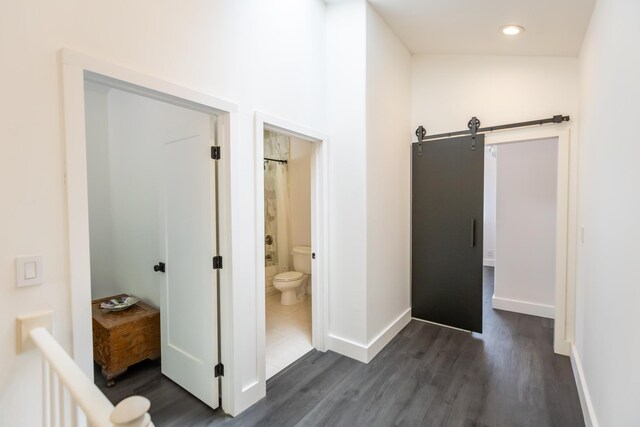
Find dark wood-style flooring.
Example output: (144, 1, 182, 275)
(97, 268, 585, 426)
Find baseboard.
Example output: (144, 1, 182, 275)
(326, 333, 368, 362)
(328, 308, 412, 363)
(365, 308, 411, 362)
(570, 344, 599, 427)
(483, 258, 495, 267)
(492, 294, 555, 319)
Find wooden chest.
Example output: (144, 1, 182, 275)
(92, 295, 160, 386)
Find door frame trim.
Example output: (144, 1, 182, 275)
(254, 112, 329, 387)
(60, 49, 241, 412)
(485, 125, 575, 355)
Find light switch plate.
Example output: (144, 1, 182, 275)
(16, 255, 44, 287)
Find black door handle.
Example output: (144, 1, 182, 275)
(470, 219, 476, 248)
(154, 262, 166, 273)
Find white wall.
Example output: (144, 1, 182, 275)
(326, 1, 412, 361)
(0, 0, 327, 422)
(483, 146, 497, 265)
(288, 137, 312, 251)
(494, 138, 558, 318)
(412, 55, 579, 136)
(575, 0, 640, 425)
(326, 0, 369, 348)
(365, 4, 412, 345)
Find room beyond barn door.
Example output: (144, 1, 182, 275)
(411, 135, 484, 333)
(156, 117, 220, 409)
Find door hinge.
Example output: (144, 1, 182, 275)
(211, 146, 221, 160)
(214, 363, 224, 377)
(212, 255, 223, 270)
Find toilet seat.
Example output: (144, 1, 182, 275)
(274, 271, 304, 282)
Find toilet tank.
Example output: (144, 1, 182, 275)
(292, 246, 312, 274)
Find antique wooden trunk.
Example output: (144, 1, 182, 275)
(92, 295, 160, 386)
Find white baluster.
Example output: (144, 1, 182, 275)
(49, 364, 56, 426)
(70, 398, 78, 427)
(42, 357, 49, 427)
(58, 377, 66, 426)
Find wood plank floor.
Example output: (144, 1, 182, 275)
(97, 267, 584, 426)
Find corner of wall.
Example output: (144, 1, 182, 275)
(365, 308, 411, 362)
(328, 308, 411, 363)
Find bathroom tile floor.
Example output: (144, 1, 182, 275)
(265, 292, 312, 379)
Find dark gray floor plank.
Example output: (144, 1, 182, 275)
(97, 267, 585, 427)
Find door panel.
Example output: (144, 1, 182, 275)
(411, 135, 484, 333)
(159, 119, 218, 408)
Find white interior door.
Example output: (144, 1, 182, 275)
(158, 118, 219, 409)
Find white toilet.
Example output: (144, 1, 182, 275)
(273, 246, 311, 305)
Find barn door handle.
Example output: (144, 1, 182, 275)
(153, 262, 165, 273)
(470, 219, 476, 248)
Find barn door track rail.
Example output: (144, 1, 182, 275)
(414, 114, 570, 155)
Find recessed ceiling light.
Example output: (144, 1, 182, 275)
(501, 25, 525, 36)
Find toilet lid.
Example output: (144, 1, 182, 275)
(274, 271, 304, 282)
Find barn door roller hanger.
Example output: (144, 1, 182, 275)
(414, 114, 570, 156)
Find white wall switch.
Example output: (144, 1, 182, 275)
(16, 255, 44, 287)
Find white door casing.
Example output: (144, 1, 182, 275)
(62, 50, 241, 413)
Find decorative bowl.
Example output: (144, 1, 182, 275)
(100, 296, 140, 312)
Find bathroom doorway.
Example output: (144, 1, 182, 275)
(256, 114, 329, 383)
(263, 130, 313, 378)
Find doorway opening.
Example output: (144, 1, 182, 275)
(484, 137, 559, 322)
(263, 130, 314, 378)
(82, 74, 223, 412)
(255, 114, 328, 387)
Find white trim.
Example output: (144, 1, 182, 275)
(62, 50, 237, 114)
(483, 258, 495, 267)
(326, 334, 368, 363)
(492, 295, 555, 319)
(485, 125, 575, 356)
(570, 344, 599, 427)
(254, 112, 330, 394)
(366, 308, 412, 361)
(328, 308, 412, 363)
(60, 49, 241, 415)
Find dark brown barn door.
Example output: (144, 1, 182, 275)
(411, 135, 484, 333)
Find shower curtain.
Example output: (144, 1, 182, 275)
(274, 163, 290, 272)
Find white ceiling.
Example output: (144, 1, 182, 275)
(368, 0, 596, 56)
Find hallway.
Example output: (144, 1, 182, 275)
(99, 267, 583, 426)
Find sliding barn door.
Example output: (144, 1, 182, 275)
(411, 135, 484, 333)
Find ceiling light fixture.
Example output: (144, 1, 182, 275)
(501, 25, 525, 36)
